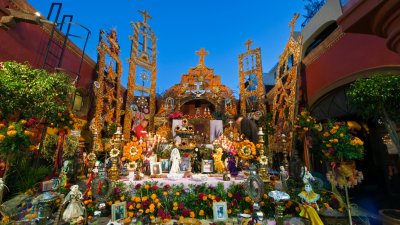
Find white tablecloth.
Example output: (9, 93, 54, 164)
(121, 173, 245, 189)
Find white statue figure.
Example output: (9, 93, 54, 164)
(62, 185, 85, 222)
(279, 166, 289, 181)
(169, 148, 181, 174)
(302, 166, 315, 184)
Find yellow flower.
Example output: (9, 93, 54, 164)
(6, 130, 16, 136)
(136, 203, 141, 209)
(173, 206, 178, 211)
(303, 127, 309, 131)
(202, 196, 207, 201)
(154, 198, 159, 203)
(163, 191, 168, 196)
(0, 134, 5, 141)
(323, 132, 330, 137)
(175, 192, 180, 196)
(340, 133, 344, 137)
(190, 211, 195, 218)
(128, 212, 134, 217)
(149, 203, 155, 210)
(245, 196, 251, 202)
(8, 125, 15, 130)
(326, 144, 332, 148)
(244, 209, 250, 214)
(151, 194, 157, 200)
(135, 197, 141, 203)
(260, 201, 265, 206)
(263, 194, 268, 199)
(141, 196, 148, 202)
(145, 209, 149, 214)
(228, 209, 232, 214)
(107, 201, 112, 206)
(139, 209, 144, 214)
(144, 185, 150, 190)
(199, 210, 204, 216)
(129, 205, 134, 210)
(120, 196, 125, 201)
(157, 202, 161, 208)
(149, 208, 155, 213)
(150, 216, 155, 221)
(228, 192, 233, 198)
(173, 202, 178, 207)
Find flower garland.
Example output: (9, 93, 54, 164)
(123, 141, 143, 162)
(236, 140, 256, 160)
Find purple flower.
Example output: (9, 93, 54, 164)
(182, 208, 190, 217)
(114, 187, 121, 194)
(178, 202, 184, 210)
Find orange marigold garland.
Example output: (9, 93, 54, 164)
(236, 140, 256, 160)
(123, 140, 143, 162)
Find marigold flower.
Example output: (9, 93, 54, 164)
(199, 210, 204, 216)
(190, 211, 195, 218)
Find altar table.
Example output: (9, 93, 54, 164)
(121, 173, 245, 189)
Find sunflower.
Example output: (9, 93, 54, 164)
(110, 148, 120, 158)
(123, 141, 143, 162)
(87, 152, 96, 161)
(259, 156, 268, 166)
(236, 140, 256, 160)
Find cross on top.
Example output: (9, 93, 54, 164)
(138, 10, 152, 24)
(245, 39, 253, 51)
(196, 48, 208, 66)
(289, 13, 299, 36)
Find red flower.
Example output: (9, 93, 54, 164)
(178, 202, 184, 210)
(163, 184, 171, 190)
(198, 193, 206, 200)
(152, 185, 159, 191)
(135, 184, 142, 190)
(182, 208, 190, 217)
(215, 196, 221, 202)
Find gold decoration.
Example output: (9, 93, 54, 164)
(160, 48, 236, 116)
(92, 30, 123, 152)
(123, 10, 158, 139)
(238, 39, 266, 116)
(236, 140, 256, 160)
(268, 13, 303, 156)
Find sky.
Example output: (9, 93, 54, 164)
(29, 0, 306, 96)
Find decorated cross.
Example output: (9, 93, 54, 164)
(288, 13, 299, 36)
(196, 48, 208, 66)
(138, 10, 152, 24)
(245, 39, 253, 51)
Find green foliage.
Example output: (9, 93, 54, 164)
(0, 61, 75, 121)
(6, 162, 52, 195)
(41, 133, 58, 162)
(347, 73, 400, 122)
(320, 121, 364, 161)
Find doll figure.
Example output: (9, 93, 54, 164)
(298, 183, 323, 225)
(169, 148, 181, 174)
(63, 185, 85, 222)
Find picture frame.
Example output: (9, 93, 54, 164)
(201, 159, 214, 174)
(159, 158, 170, 173)
(179, 157, 191, 172)
(213, 202, 228, 222)
(150, 162, 162, 175)
(111, 201, 126, 221)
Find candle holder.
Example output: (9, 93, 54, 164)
(268, 190, 290, 225)
(257, 127, 270, 183)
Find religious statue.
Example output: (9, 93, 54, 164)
(302, 166, 315, 184)
(60, 160, 72, 187)
(298, 183, 323, 225)
(63, 185, 85, 222)
(169, 148, 181, 174)
(279, 166, 289, 190)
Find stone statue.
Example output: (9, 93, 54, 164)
(169, 148, 181, 174)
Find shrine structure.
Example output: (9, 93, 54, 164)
(268, 14, 303, 167)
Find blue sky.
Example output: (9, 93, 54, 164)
(29, 0, 305, 95)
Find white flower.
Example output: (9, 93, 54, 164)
(110, 148, 120, 157)
(259, 156, 268, 166)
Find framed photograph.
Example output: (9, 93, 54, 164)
(111, 201, 126, 221)
(150, 162, 162, 175)
(179, 157, 191, 172)
(159, 158, 170, 173)
(201, 159, 214, 173)
(213, 202, 228, 222)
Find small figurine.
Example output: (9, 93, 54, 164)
(279, 166, 289, 181)
(298, 183, 323, 225)
(302, 166, 315, 184)
(62, 185, 85, 222)
(169, 148, 181, 174)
